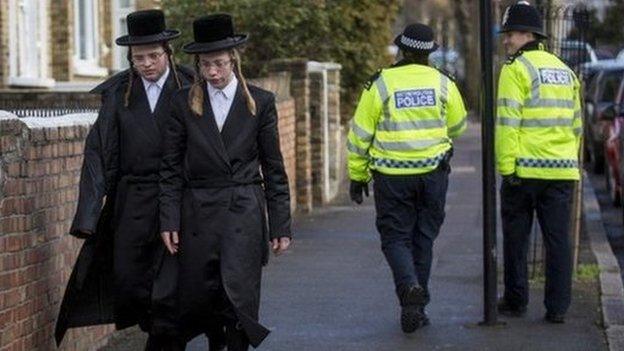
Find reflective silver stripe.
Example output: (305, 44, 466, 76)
(497, 98, 523, 110)
(521, 118, 574, 127)
(347, 140, 368, 156)
(351, 122, 374, 142)
(375, 77, 391, 121)
(573, 127, 582, 135)
(373, 137, 448, 151)
(524, 98, 575, 109)
(516, 55, 540, 104)
(497, 117, 522, 127)
(516, 56, 575, 110)
(440, 74, 449, 121)
(378, 118, 445, 131)
(448, 118, 466, 135)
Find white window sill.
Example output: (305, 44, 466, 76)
(73, 60, 109, 78)
(8, 76, 56, 88)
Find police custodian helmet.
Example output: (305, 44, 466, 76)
(394, 23, 439, 53)
(500, 1, 547, 39)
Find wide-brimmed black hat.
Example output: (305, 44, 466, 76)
(183, 14, 248, 54)
(394, 23, 439, 54)
(499, 1, 547, 38)
(115, 9, 180, 46)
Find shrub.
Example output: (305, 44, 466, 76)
(162, 0, 400, 116)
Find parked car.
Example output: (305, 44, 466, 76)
(597, 66, 624, 208)
(584, 64, 624, 175)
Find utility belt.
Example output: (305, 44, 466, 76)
(439, 148, 453, 172)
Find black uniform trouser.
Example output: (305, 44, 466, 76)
(500, 178, 574, 315)
(373, 166, 449, 300)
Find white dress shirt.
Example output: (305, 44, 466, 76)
(207, 74, 238, 132)
(141, 66, 170, 113)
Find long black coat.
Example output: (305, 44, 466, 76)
(55, 66, 194, 346)
(159, 83, 292, 347)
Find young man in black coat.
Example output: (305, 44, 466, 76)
(56, 9, 226, 351)
(159, 14, 293, 351)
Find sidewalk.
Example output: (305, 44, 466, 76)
(187, 124, 607, 350)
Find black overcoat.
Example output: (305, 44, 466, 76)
(55, 66, 194, 346)
(159, 83, 292, 347)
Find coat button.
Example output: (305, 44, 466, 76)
(192, 232, 198, 237)
(235, 228, 242, 233)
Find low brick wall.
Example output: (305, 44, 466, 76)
(0, 84, 297, 349)
(0, 113, 114, 351)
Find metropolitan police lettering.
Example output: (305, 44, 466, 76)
(539, 68, 572, 85)
(395, 89, 437, 109)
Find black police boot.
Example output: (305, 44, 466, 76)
(399, 285, 428, 333)
(497, 298, 527, 317)
(545, 312, 565, 324)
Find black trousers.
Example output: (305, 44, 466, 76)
(500, 178, 574, 315)
(373, 167, 449, 299)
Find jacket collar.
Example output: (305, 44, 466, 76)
(517, 40, 544, 53)
(391, 59, 429, 68)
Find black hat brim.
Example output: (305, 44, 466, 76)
(499, 25, 548, 39)
(182, 35, 248, 54)
(393, 35, 439, 53)
(115, 29, 181, 46)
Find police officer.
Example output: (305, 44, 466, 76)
(347, 23, 467, 333)
(495, 2, 582, 324)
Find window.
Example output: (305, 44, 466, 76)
(73, 0, 108, 77)
(7, 0, 54, 87)
(112, 0, 135, 71)
(600, 70, 624, 103)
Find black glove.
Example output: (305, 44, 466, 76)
(350, 181, 369, 204)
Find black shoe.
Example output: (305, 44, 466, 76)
(497, 298, 527, 317)
(545, 312, 565, 324)
(399, 285, 428, 333)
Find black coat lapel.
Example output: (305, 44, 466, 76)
(153, 73, 177, 130)
(127, 76, 160, 145)
(220, 84, 247, 148)
(191, 91, 232, 169)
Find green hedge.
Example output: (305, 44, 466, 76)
(162, 0, 400, 116)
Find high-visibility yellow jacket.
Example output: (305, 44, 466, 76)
(495, 42, 582, 180)
(347, 62, 467, 182)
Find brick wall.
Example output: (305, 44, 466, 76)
(269, 59, 313, 212)
(50, 1, 72, 82)
(0, 72, 298, 350)
(0, 113, 115, 351)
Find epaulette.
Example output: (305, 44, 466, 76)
(89, 69, 130, 95)
(505, 50, 524, 65)
(364, 69, 382, 90)
(435, 67, 457, 82)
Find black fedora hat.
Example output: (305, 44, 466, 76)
(500, 1, 547, 38)
(115, 9, 180, 46)
(394, 23, 439, 53)
(183, 14, 248, 54)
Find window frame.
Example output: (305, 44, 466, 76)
(73, 0, 108, 77)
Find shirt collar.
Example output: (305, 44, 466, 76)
(141, 66, 170, 90)
(207, 74, 238, 100)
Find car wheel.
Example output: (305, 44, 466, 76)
(606, 164, 621, 206)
